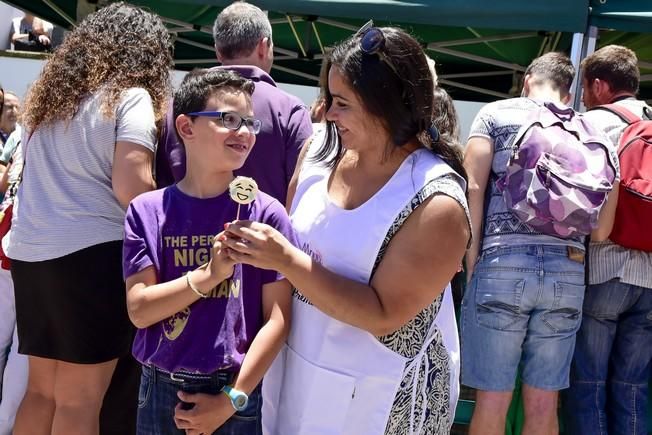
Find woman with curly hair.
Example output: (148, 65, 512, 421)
(5, 3, 173, 434)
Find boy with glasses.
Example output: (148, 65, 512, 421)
(122, 69, 294, 435)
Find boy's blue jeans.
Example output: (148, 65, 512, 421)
(563, 279, 652, 435)
(136, 365, 262, 435)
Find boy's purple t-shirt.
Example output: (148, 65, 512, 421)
(155, 65, 313, 203)
(123, 185, 294, 374)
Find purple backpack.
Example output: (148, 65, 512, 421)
(497, 101, 618, 238)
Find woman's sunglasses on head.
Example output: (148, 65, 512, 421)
(355, 20, 400, 77)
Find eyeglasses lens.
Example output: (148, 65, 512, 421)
(222, 112, 261, 134)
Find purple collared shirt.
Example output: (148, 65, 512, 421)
(156, 66, 313, 204)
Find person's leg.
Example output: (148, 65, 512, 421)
(461, 246, 536, 435)
(51, 359, 117, 435)
(522, 385, 559, 435)
(100, 351, 139, 435)
(0, 268, 15, 398)
(522, 246, 585, 435)
(0, 326, 28, 435)
(468, 390, 513, 435)
(13, 356, 57, 435)
(562, 280, 627, 435)
(0, 268, 24, 435)
(607, 284, 652, 435)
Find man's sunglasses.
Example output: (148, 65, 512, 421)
(355, 20, 400, 77)
(187, 111, 262, 135)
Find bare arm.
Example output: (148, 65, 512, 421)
(173, 275, 291, 434)
(225, 193, 469, 336)
(10, 28, 29, 43)
(591, 182, 620, 241)
(112, 141, 156, 209)
(232, 278, 291, 394)
(285, 134, 314, 211)
(0, 162, 9, 194)
(125, 237, 234, 328)
(463, 136, 493, 280)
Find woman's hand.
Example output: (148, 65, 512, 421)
(173, 390, 234, 434)
(223, 221, 297, 273)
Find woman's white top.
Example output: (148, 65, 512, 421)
(6, 88, 156, 261)
(263, 134, 470, 435)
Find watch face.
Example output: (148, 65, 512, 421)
(233, 394, 248, 410)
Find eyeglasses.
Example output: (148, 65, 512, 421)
(187, 111, 262, 134)
(355, 20, 400, 78)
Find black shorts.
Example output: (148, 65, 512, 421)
(12, 241, 134, 364)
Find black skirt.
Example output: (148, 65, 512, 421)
(12, 241, 134, 364)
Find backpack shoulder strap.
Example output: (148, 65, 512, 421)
(591, 104, 641, 125)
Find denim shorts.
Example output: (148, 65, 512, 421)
(136, 365, 262, 435)
(461, 245, 585, 391)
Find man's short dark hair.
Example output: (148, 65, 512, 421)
(212, 2, 272, 60)
(523, 52, 575, 97)
(581, 45, 640, 95)
(173, 68, 255, 143)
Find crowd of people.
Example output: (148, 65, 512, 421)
(0, 1, 650, 435)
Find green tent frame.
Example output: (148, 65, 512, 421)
(4, 0, 651, 102)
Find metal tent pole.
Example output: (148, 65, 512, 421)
(569, 25, 598, 111)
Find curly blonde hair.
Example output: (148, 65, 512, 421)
(22, 2, 173, 131)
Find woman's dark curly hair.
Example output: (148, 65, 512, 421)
(22, 2, 173, 131)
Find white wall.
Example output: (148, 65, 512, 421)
(0, 55, 45, 97)
(2, 54, 484, 140)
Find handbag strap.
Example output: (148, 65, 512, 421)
(15, 130, 33, 184)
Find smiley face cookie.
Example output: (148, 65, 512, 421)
(229, 176, 258, 205)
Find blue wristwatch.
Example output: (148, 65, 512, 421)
(221, 385, 248, 411)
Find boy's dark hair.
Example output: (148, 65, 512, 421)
(173, 68, 255, 143)
(523, 52, 575, 98)
(581, 45, 640, 95)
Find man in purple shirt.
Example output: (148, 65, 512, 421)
(156, 1, 313, 204)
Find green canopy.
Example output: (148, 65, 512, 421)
(590, 0, 652, 34)
(4, 0, 652, 102)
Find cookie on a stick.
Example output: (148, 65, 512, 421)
(229, 176, 258, 220)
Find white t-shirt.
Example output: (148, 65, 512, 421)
(6, 87, 157, 261)
(11, 17, 53, 38)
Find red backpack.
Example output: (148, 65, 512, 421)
(595, 104, 652, 251)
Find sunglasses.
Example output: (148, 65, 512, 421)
(355, 20, 400, 77)
(187, 111, 262, 134)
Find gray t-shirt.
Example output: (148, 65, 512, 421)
(6, 87, 157, 261)
(583, 98, 652, 288)
(468, 97, 585, 250)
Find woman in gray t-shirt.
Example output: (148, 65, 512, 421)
(6, 4, 172, 434)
